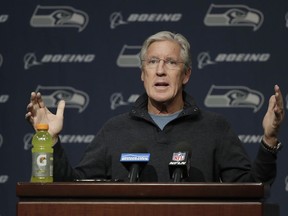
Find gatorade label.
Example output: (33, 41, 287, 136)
(32, 153, 53, 177)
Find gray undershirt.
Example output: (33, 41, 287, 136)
(149, 110, 182, 130)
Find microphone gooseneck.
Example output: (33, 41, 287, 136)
(120, 145, 150, 183)
(169, 143, 192, 182)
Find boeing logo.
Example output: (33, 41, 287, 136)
(204, 85, 264, 112)
(0, 95, 9, 103)
(238, 134, 262, 144)
(110, 12, 182, 29)
(0, 175, 8, 184)
(0, 14, 8, 23)
(117, 45, 142, 67)
(30, 5, 89, 32)
(24, 53, 95, 69)
(24, 133, 95, 150)
(204, 4, 264, 31)
(110, 93, 139, 110)
(197, 52, 270, 69)
(35, 85, 90, 113)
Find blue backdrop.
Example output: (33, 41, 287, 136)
(0, 1, 288, 215)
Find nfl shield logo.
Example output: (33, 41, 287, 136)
(172, 152, 186, 161)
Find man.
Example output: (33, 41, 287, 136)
(25, 31, 284, 183)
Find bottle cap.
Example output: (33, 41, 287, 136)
(36, 123, 49, 130)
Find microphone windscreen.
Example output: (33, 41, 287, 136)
(169, 142, 192, 181)
(120, 144, 150, 183)
(120, 144, 150, 163)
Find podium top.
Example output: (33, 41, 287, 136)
(16, 182, 266, 200)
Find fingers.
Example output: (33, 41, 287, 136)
(273, 85, 284, 117)
(274, 85, 284, 114)
(36, 92, 45, 108)
(56, 100, 66, 117)
(25, 111, 33, 122)
(25, 91, 44, 122)
(270, 85, 285, 127)
(26, 92, 36, 121)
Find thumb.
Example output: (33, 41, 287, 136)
(267, 95, 276, 113)
(56, 100, 66, 117)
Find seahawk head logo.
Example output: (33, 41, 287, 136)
(204, 85, 264, 112)
(30, 5, 89, 32)
(204, 4, 263, 31)
(116, 45, 142, 68)
(35, 85, 89, 113)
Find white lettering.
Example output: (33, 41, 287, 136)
(238, 135, 262, 144)
(59, 135, 95, 143)
(169, 162, 186, 165)
(121, 157, 149, 161)
(41, 54, 95, 63)
(41, 54, 52, 62)
(215, 53, 270, 62)
(215, 54, 226, 62)
(127, 13, 182, 22)
(52, 55, 62, 62)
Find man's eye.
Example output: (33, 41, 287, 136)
(167, 60, 177, 65)
(149, 59, 158, 64)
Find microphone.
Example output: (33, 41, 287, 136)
(169, 143, 191, 182)
(120, 145, 150, 183)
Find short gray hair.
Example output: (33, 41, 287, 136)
(140, 31, 192, 70)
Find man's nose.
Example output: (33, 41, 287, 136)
(156, 60, 166, 75)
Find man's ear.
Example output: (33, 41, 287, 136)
(183, 68, 191, 85)
(141, 70, 144, 81)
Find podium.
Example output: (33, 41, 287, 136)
(16, 182, 267, 216)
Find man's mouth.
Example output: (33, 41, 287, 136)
(154, 82, 169, 87)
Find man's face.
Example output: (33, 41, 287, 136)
(141, 40, 191, 105)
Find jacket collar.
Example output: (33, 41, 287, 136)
(129, 91, 201, 120)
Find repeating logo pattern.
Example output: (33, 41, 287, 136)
(35, 85, 90, 113)
(0, 14, 8, 23)
(110, 93, 139, 110)
(23, 133, 95, 150)
(116, 45, 142, 67)
(30, 5, 89, 32)
(110, 12, 182, 29)
(23, 53, 95, 70)
(197, 52, 270, 69)
(1, 2, 288, 216)
(204, 85, 264, 112)
(204, 4, 264, 31)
